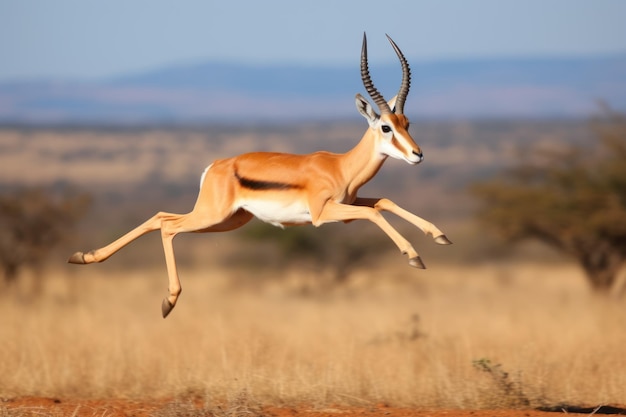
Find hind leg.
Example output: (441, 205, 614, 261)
(68, 208, 252, 318)
(160, 209, 253, 318)
(68, 211, 184, 264)
(69, 159, 251, 317)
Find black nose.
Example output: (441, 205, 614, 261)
(412, 150, 423, 159)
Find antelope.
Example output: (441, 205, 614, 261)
(68, 34, 452, 318)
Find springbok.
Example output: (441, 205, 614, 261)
(69, 34, 452, 317)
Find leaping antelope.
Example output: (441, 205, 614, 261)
(68, 34, 452, 318)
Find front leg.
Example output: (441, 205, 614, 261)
(312, 200, 426, 269)
(354, 197, 452, 245)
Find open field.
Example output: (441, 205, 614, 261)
(1, 122, 625, 415)
(1, 261, 625, 415)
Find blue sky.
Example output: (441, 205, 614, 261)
(1, 0, 626, 81)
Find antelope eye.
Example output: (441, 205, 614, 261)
(381, 125, 392, 133)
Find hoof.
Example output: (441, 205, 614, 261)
(409, 256, 426, 269)
(161, 298, 174, 318)
(434, 235, 453, 245)
(67, 252, 86, 264)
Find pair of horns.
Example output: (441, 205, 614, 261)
(361, 33, 411, 115)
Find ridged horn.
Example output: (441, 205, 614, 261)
(361, 33, 392, 115)
(386, 34, 411, 115)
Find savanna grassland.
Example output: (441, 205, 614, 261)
(2, 262, 625, 416)
(1, 123, 625, 416)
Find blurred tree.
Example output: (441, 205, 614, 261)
(471, 108, 626, 292)
(0, 187, 91, 290)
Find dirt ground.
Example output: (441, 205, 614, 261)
(3, 397, 626, 417)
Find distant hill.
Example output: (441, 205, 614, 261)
(1, 54, 625, 124)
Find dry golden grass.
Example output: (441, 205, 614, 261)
(1, 260, 624, 409)
(0, 123, 622, 411)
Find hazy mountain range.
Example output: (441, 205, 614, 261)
(1, 54, 625, 124)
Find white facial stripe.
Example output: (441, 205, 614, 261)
(377, 124, 422, 164)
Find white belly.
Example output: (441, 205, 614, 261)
(238, 199, 312, 227)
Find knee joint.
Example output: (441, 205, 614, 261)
(374, 198, 394, 211)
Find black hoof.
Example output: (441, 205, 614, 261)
(161, 298, 174, 318)
(409, 256, 426, 269)
(67, 252, 86, 264)
(434, 235, 453, 245)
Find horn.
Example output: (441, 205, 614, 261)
(361, 33, 392, 115)
(386, 34, 411, 115)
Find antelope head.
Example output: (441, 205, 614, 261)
(356, 33, 423, 165)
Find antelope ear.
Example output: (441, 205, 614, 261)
(355, 94, 379, 127)
(388, 95, 398, 113)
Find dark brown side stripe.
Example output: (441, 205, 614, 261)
(235, 172, 301, 191)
